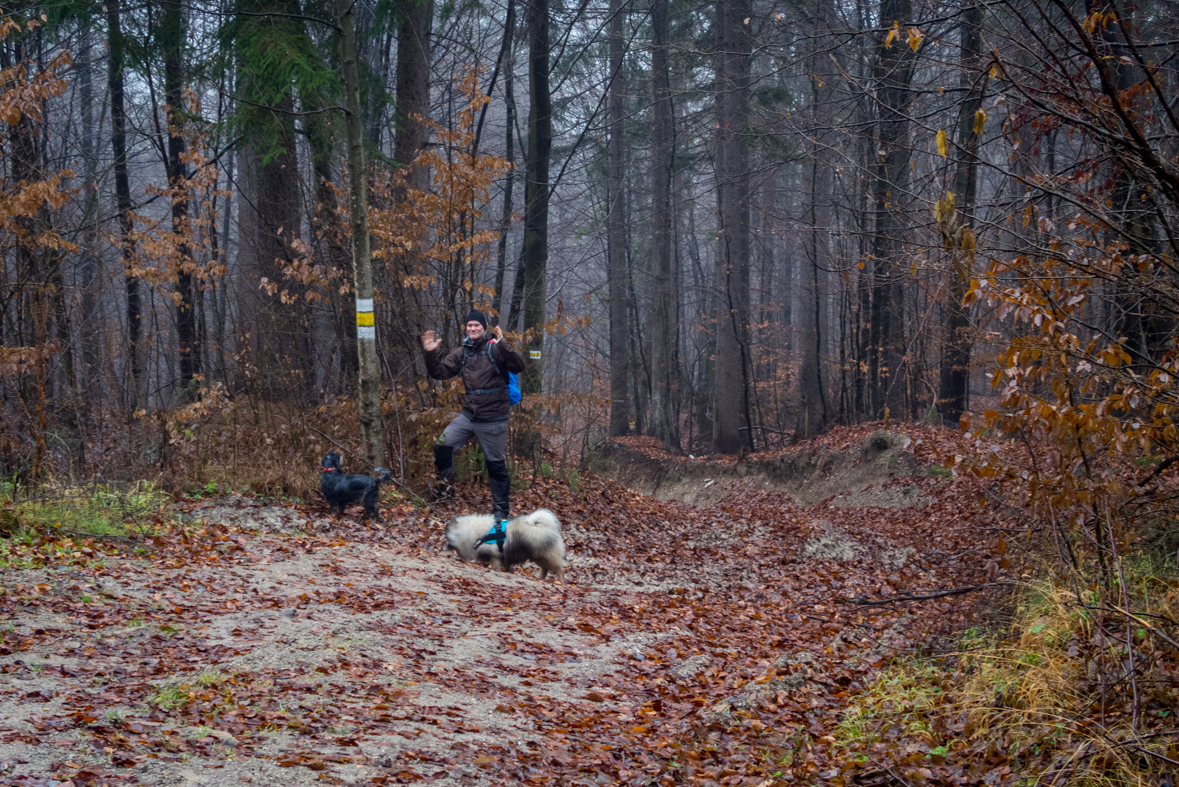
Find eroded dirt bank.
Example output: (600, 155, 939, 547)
(1, 425, 1007, 786)
(598, 430, 933, 508)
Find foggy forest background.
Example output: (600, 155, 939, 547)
(2, 0, 1177, 489)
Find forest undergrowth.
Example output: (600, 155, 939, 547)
(1, 421, 1177, 786)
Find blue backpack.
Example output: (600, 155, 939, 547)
(506, 369, 522, 405)
(461, 341, 522, 405)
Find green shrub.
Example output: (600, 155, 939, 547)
(1, 480, 168, 540)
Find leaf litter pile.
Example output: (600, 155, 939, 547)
(0, 425, 1014, 786)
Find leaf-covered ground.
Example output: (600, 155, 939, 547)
(0, 425, 1012, 786)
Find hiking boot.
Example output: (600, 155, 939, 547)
(487, 460, 510, 521)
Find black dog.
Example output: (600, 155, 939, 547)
(320, 452, 391, 520)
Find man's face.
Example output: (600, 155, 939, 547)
(466, 320, 485, 341)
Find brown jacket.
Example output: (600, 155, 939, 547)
(424, 336, 526, 422)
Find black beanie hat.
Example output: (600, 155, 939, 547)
(466, 309, 487, 329)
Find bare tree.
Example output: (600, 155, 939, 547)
(866, 0, 917, 417)
(796, 0, 836, 438)
(649, 0, 679, 450)
(607, 0, 631, 436)
(492, 0, 518, 314)
(712, 0, 753, 454)
(518, 0, 552, 397)
(936, 0, 987, 426)
(107, 0, 144, 411)
(338, 0, 385, 469)
(161, 0, 200, 398)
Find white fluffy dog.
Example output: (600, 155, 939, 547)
(445, 508, 566, 581)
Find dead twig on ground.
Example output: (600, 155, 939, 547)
(845, 581, 1010, 607)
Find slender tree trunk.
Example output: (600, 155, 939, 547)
(937, 0, 986, 426)
(248, 95, 306, 398)
(394, 0, 433, 187)
(607, 0, 630, 436)
(756, 177, 778, 401)
(108, 0, 143, 411)
(307, 109, 358, 390)
(780, 185, 793, 344)
(7, 28, 69, 460)
(797, 2, 835, 438)
(231, 0, 312, 400)
(162, 0, 200, 398)
(867, 0, 916, 418)
(22, 28, 75, 413)
(78, 28, 102, 405)
(509, 221, 526, 329)
(649, 0, 679, 449)
(44, 222, 71, 398)
(712, 0, 753, 454)
(625, 209, 648, 435)
(211, 54, 233, 386)
(338, 0, 385, 469)
(214, 146, 232, 383)
(390, 0, 433, 368)
(6, 47, 47, 474)
(366, 30, 394, 148)
(493, 0, 517, 317)
(519, 0, 552, 398)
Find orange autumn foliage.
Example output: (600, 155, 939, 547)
(369, 69, 510, 298)
(0, 16, 75, 378)
(959, 236, 1179, 572)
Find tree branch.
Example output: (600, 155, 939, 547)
(846, 581, 1007, 606)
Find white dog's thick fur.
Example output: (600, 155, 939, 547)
(445, 508, 566, 581)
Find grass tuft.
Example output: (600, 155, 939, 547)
(148, 682, 189, 711)
(837, 660, 949, 749)
(147, 669, 233, 713)
(838, 559, 1179, 786)
(1, 479, 168, 542)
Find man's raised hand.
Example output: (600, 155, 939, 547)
(422, 330, 442, 351)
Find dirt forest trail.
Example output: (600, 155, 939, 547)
(0, 425, 1011, 786)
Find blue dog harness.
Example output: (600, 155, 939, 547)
(474, 519, 508, 553)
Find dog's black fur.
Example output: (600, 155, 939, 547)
(320, 452, 391, 520)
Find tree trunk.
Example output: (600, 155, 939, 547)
(338, 0, 385, 469)
(712, 0, 753, 454)
(649, 0, 679, 450)
(307, 108, 358, 390)
(78, 28, 102, 407)
(394, 0, 433, 184)
(937, 0, 985, 426)
(519, 0, 552, 398)
(233, 0, 313, 401)
(214, 143, 232, 384)
(108, 0, 144, 411)
(796, 1, 836, 438)
(21, 28, 75, 414)
(389, 0, 433, 371)
(607, 0, 630, 436)
(867, 0, 916, 418)
(366, 30, 394, 149)
(248, 95, 307, 398)
(162, 0, 200, 398)
(7, 29, 65, 475)
(493, 0, 517, 317)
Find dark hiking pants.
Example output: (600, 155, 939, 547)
(434, 412, 511, 520)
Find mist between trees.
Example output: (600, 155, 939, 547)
(2, 0, 1177, 487)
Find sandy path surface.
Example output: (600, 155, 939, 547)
(1, 437, 1000, 786)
